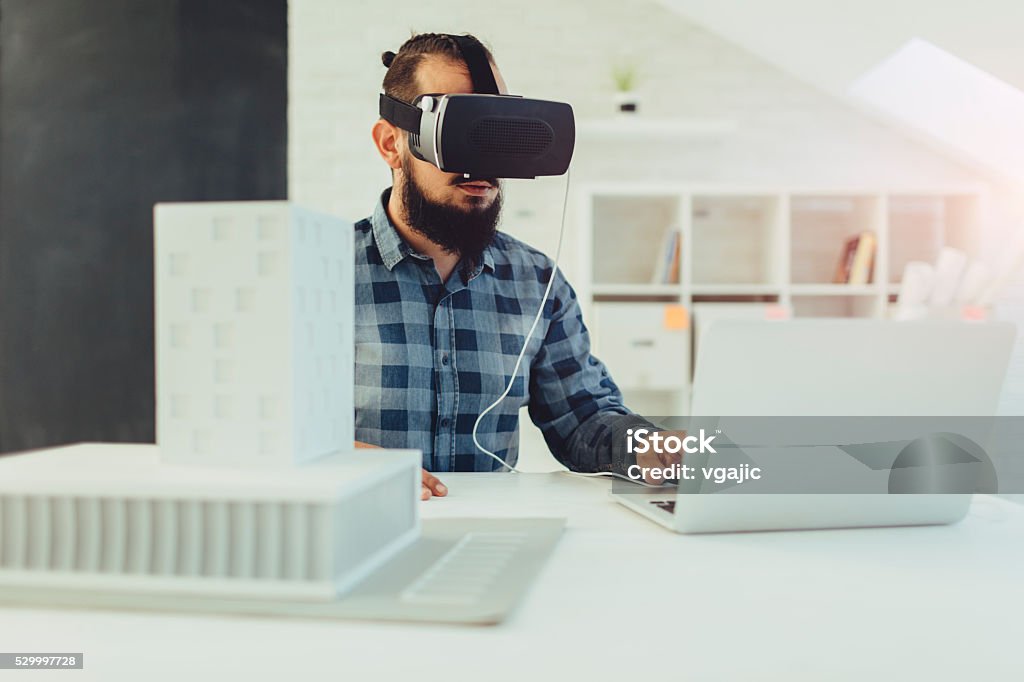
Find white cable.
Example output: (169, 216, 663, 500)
(470, 168, 670, 489)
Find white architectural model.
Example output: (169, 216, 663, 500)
(0, 443, 418, 599)
(0, 202, 420, 601)
(154, 202, 354, 467)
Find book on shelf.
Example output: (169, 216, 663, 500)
(832, 231, 875, 285)
(651, 226, 681, 285)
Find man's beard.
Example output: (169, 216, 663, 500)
(399, 162, 502, 267)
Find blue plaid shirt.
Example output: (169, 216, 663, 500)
(354, 189, 649, 473)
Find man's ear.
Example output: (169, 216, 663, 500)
(371, 119, 403, 171)
(492, 62, 509, 95)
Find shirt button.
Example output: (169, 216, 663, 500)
(441, 354, 449, 366)
(440, 418, 451, 428)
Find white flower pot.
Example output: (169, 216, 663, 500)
(613, 91, 640, 114)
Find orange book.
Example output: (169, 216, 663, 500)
(848, 232, 876, 285)
(833, 235, 860, 283)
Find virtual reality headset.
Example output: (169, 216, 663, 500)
(378, 35, 575, 180)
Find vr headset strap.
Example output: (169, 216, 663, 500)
(450, 35, 499, 94)
(378, 93, 422, 133)
(378, 36, 497, 133)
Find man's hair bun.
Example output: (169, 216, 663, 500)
(381, 50, 396, 68)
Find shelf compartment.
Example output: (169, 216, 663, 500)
(887, 194, 980, 284)
(790, 195, 881, 285)
(690, 195, 782, 287)
(590, 194, 681, 287)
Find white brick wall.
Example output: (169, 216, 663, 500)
(289, 0, 1015, 470)
(289, 0, 986, 223)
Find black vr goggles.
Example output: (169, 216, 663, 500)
(378, 35, 575, 180)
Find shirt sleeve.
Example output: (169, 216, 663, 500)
(526, 269, 655, 474)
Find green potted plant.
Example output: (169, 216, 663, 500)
(611, 58, 641, 114)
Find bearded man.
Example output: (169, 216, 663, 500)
(355, 33, 676, 500)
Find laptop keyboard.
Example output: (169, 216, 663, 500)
(650, 500, 676, 514)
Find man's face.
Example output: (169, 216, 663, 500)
(394, 55, 509, 262)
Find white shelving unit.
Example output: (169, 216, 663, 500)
(579, 183, 988, 414)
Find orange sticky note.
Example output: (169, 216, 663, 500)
(663, 304, 689, 330)
(961, 306, 988, 321)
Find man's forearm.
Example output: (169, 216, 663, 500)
(561, 412, 656, 475)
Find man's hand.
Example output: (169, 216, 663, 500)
(420, 469, 448, 500)
(354, 441, 447, 501)
(633, 430, 685, 485)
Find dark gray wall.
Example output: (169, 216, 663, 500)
(0, 0, 287, 452)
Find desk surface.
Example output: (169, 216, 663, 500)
(3, 472, 1023, 681)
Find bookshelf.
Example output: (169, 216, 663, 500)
(578, 184, 988, 414)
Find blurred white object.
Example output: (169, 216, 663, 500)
(928, 247, 968, 307)
(154, 202, 354, 467)
(894, 261, 934, 320)
(897, 261, 934, 305)
(955, 261, 992, 304)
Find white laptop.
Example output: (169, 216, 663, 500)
(614, 319, 1016, 533)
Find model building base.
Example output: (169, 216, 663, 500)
(0, 443, 420, 600)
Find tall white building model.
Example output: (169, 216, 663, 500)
(154, 202, 354, 466)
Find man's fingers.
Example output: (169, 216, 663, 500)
(421, 484, 432, 501)
(635, 441, 683, 484)
(658, 450, 682, 468)
(421, 469, 448, 498)
(421, 469, 440, 491)
(653, 430, 684, 471)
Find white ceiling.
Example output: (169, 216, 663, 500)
(656, 0, 1024, 183)
(850, 39, 1024, 184)
(656, 0, 1024, 95)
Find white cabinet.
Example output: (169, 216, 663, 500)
(592, 302, 689, 391)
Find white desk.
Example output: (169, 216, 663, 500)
(2, 472, 1023, 681)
